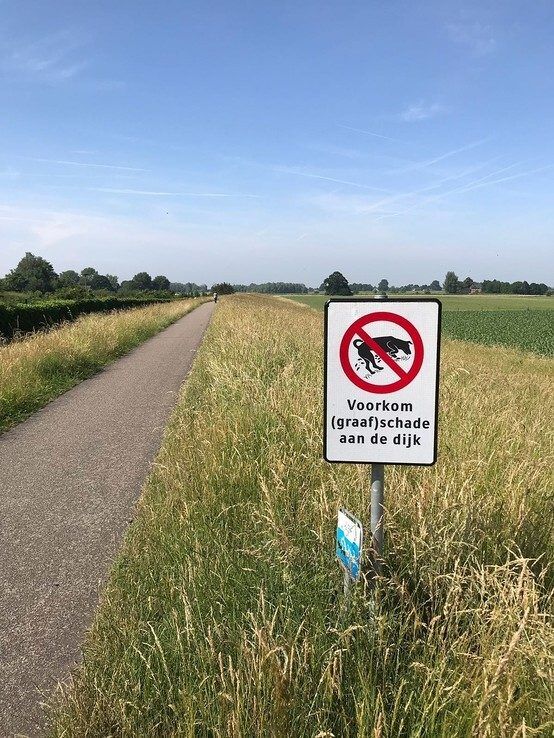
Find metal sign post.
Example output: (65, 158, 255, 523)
(370, 295, 386, 580)
(324, 292, 441, 594)
(370, 463, 384, 577)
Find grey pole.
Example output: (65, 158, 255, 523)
(343, 568, 351, 605)
(370, 464, 385, 577)
(370, 291, 387, 578)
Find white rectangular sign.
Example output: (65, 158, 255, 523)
(324, 299, 441, 465)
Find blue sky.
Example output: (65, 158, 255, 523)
(1, 0, 553, 286)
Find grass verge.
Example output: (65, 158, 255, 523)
(48, 294, 553, 737)
(0, 297, 207, 433)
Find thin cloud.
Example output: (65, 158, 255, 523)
(91, 188, 261, 197)
(439, 163, 554, 198)
(90, 79, 125, 92)
(418, 139, 488, 166)
(358, 164, 489, 215)
(307, 142, 363, 160)
(376, 162, 551, 220)
(447, 22, 496, 57)
(390, 139, 488, 174)
(400, 101, 447, 122)
(309, 172, 473, 217)
(0, 214, 40, 221)
(109, 133, 191, 153)
(274, 166, 393, 193)
(338, 124, 406, 143)
(25, 157, 147, 172)
(1, 30, 88, 82)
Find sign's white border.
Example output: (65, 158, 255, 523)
(324, 298, 441, 466)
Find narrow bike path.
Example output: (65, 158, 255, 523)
(0, 301, 215, 737)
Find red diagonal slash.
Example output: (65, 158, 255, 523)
(356, 326, 408, 379)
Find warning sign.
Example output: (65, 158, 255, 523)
(324, 299, 441, 465)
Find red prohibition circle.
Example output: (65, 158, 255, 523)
(339, 311, 424, 394)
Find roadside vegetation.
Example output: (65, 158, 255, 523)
(48, 294, 553, 737)
(0, 251, 208, 298)
(0, 252, 214, 340)
(0, 297, 206, 433)
(0, 295, 179, 340)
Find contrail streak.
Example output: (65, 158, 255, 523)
(338, 124, 406, 143)
(24, 157, 147, 172)
(275, 166, 393, 193)
(358, 164, 494, 214)
(91, 188, 261, 197)
(390, 139, 489, 174)
(375, 161, 550, 219)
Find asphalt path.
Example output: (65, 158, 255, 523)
(0, 301, 214, 737)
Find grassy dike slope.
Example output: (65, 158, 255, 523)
(49, 294, 553, 737)
(0, 298, 206, 433)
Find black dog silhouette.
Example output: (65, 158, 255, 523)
(353, 339, 382, 374)
(372, 335, 412, 358)
(353, 335, 412, 374)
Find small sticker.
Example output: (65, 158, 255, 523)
(336, 508, 363, 580)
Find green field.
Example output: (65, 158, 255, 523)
(287, 293, 553, 312)
(286, 294, 554, 356)
(442, 310, 553, 356)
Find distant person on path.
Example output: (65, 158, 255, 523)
(213, 292, 218, 303)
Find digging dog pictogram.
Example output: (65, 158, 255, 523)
(353, 335, 412, 375)
(339, 311, 424, 394)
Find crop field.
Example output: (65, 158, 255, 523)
(0, 297, 205, 433)
(287, 293, 553, 312)
(442, 309, 553, 356)
(287, 295, 554, 356)
(48, 294, 553, 737)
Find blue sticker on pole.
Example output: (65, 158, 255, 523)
(336, 508, 363, 580)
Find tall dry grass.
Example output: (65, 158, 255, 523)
(48, 294, 553, 737)
(0, 298, 205, 433)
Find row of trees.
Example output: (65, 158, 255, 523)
(322, 271, 551, 296)
(444, 272, 550, 295)
(482, 279, 550, 295)
(3, 254, 550, 300)
(212, 282, 235, 294)
(355, 279, 442, 293)
(322, 272, 444, 296)
(171, 281, 208, 294)
(443, 272, 475, 294)
(233, 282, 311, 294)
(0, 253, 233, 299)
(1, 253, 174, 296)
(234, 274, 552, 296)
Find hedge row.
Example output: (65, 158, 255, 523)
(0, 296, 174, 340)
